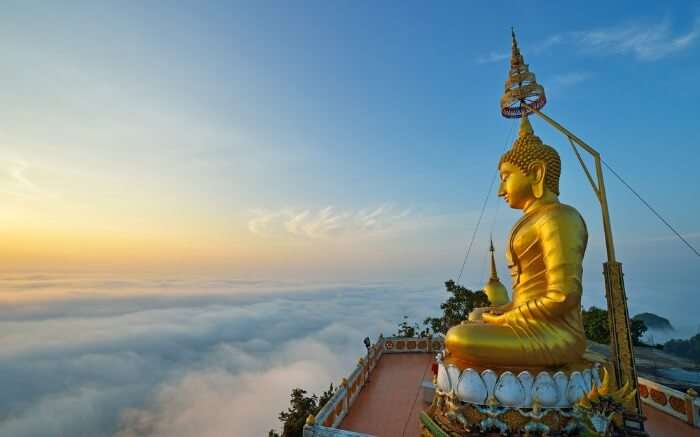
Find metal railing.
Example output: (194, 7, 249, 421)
(638, 376, 699, 428)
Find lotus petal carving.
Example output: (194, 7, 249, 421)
(533, 372, 559, 406)
(553, 371, 569, 407)
(456, 368, 487, 404)
(566, 371, 587, 403)
(494, 371, 525, 406)
(517, 371, 534, 407)
(481, 369, 498, 400)
(436, 363, 451, 392)
(582, 368, 593, 392)
(447, 364, 461, 391)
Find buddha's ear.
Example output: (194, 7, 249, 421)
(528, 160, 546, 199)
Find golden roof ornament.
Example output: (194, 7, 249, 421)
(500, 28, 547, 118)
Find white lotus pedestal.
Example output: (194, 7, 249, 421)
(420, 352, 635, 436)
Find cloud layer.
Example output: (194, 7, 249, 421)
(0, 276, 442, 436)
(2, 263, 698, 436)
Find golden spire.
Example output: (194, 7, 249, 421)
(500, 28, 547, 118)
(510, 27, 523, 68)
(483, 238, 509, 306)
(488, 238, 498, 280)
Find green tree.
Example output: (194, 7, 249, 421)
(581, 306, 648, 346)
(631, 318, 648, 346)
(664, 333, 700, 363)
(582, 306, 610, 344)
(423, 280, 490, 334)
(269, 384, 335, 437)
(395, 315, 431, 337)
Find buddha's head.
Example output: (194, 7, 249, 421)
(498, 116, 561, 210)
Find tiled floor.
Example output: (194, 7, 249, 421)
(642, 403, 700, 437)
(339, 353, 433, 437)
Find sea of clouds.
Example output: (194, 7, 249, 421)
(2, 272, 695, 437)
(0, 276, 444, 437)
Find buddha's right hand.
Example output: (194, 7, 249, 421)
(482, 309, 507, 325)
(467, 306, 493, 321)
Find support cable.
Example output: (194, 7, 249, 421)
(456, 172, 496, 283)
(601, 159, 700, 259)
(456, 120, 516, 283)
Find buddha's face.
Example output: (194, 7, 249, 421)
(498, 162, 534, 210)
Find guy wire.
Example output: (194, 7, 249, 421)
(456, 119, 516, 283)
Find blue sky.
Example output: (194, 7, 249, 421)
(1, 1, 699, 296)
(2, 3, 700, 435)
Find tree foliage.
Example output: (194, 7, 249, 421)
(581, 306, 648, 346)
(269, 384, 335, 437)
(663, 334, 700, 363)
(423, 280, 490, 335)
(395, 315, 431, 337)
(582, 306, 610, 344)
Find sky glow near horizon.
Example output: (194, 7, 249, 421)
(1, 2, 699, 285)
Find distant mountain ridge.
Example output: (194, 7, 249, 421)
(633, 312, 674, 331)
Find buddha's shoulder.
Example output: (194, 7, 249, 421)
(533, 202, 585, 225)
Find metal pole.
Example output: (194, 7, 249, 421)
(521, 104, 645, 432)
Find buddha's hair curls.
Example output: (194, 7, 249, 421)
(499, 133, 561, 195)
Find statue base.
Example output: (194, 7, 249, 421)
(424, 351, 637, 435)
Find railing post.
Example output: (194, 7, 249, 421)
(357, 357, 365, 387)
(303, 415, 316, 437)
(341, 377, 349, 415)
(687, 388, 698, 427)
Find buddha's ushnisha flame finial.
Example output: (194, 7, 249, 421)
(518, 114, 534, 137)
(500, 28, 547, 118)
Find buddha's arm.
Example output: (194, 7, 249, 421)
(484, 209, 587, 326)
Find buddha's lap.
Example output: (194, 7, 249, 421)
(445, 320, 584, 366)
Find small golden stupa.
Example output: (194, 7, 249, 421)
(482, 239, 509, 307)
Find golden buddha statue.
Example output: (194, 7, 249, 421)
(445, 116, 588, 368)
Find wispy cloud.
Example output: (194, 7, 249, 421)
(0, 157, 50, 199)
(248, 204, 415, 240)
(533, 34, 565, 53)
(552, 72, 593, 87)
(475, 51, 510, 64)
(573, 17, 700, 61)
(477, 17, 700, 64)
